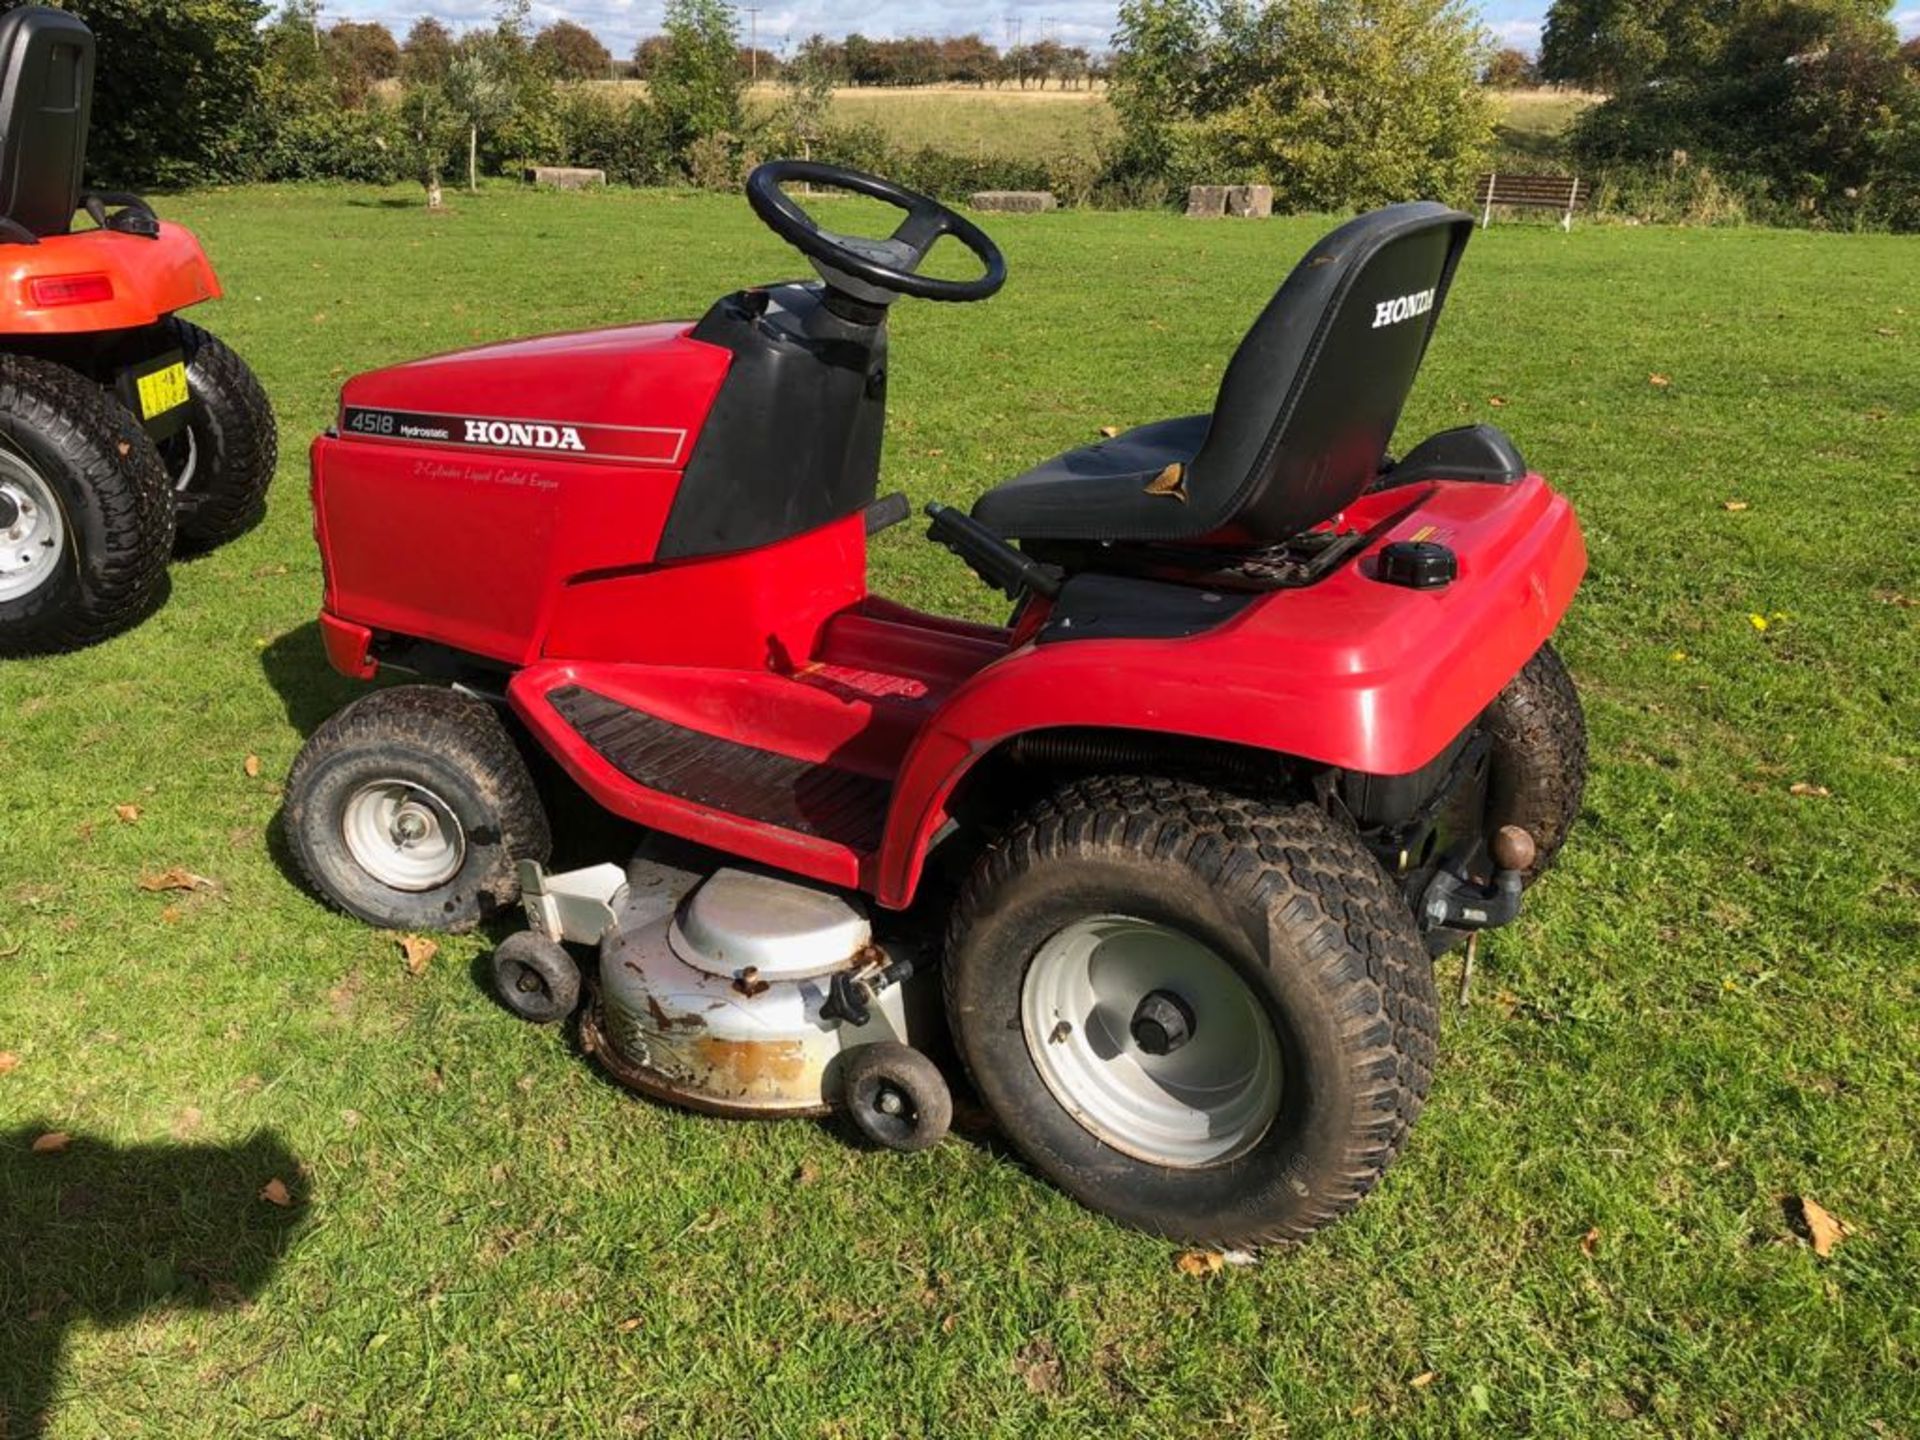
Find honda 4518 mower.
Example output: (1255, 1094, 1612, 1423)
(286, 161, 1586, 1246)
(0, 7, 277, 656)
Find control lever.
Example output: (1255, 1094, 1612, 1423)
(821, 951, 917, 1029)
(925, 502, 1063, 600)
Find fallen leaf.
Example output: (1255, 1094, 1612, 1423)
(116, 440, 131, 458)
(1748, 613, 1769, 632)
(160, 906, 183, 924)
(1143, 463, 1187, 502)
(1669, 649, 1688, 662)
(398, 934, 438, 976)
(1487, 395, 1508, 407)
(32, 1131, 70, 1154)
(1720, 500, 1749, 512)
(1175, 1249, 1225, 1277)
(1015, 1338, 1062, 1394)
(1099, 424, 1120, 438)
(1581, 1226, 1601, 1257)
(1873, 589, 1915, 609)
(114, 803, 142, 824)
(1648, 373, 1671, 387)
(616, 1316, 644, 1333)
(1220, 1248, 1259, 1267)
(244, 755, 262, 778)
(0, 1052, 16, 1073)
(1410, 1371, 1438, 1389)
(1874, 326, 1896, 337)
(259, 1177, 293, 1208)
(1789, 782, 1831, 798)
(138, 867, 214, 893)
(1792, 1195, 1851, 1257)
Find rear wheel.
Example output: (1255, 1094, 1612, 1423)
(0, 354, 173, 656)
(283, 686, 551, 932)
(162, 318, 277, 554)
(945, 775, 1437, 1247)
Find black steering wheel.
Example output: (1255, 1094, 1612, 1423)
(746, 160, 1007, 305)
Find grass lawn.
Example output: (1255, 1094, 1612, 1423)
(2, 183, 1916, 1437)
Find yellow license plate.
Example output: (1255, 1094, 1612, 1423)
(136, 361, 189, 420)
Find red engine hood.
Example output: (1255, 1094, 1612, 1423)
(337, 321, 732, 468)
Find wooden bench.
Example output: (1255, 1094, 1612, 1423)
(1473, 173, 1585, 231)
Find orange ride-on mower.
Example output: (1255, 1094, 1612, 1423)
(0, 7, 277, 656)
(285, 162, 1586, 1247)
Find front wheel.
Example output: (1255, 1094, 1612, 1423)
(283, 686, 551, 932)
(945, 776, 1437, 1248)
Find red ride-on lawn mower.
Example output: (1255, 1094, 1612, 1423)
(0, 7, 277, 655)
(286, 162, 1587, 1246)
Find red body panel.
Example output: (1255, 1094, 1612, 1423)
(312, 320, 1585, 910)
(312, 324, 734, 667)
(0, 222, 219, 333)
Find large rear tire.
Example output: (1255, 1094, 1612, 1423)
(945, 775, 1438, 1248)
(283, 686, 552, 933)
(0, 354, 173, 656)
(161, 318, 277, 554)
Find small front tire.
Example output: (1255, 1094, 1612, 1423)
(492, 931, 581, 1025)
(841, 1042, 952, 1153)
(283, 686, 551, 933)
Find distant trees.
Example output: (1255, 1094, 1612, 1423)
(1484, 47, 1540, 87)
(403, 17, 455, 82)
(534, 20, 612, 80)
(1110, 0, 1494, 208)
(1557, 0, 1920, 226)
(786, 33, 1102, 89)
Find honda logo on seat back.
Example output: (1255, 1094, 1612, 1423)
(1371, 288, 1436, 329)
(465, 419, 588, 452)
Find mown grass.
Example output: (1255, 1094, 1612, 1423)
(1, 183, 1916, 1438)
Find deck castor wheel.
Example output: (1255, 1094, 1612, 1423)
(491, 931, 581, 1025)
(841, 1041, 952, 1153)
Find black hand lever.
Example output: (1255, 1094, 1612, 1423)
(925, 503, 1063, 600)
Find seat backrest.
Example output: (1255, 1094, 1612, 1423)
(1185, 202, 1473, 547)
(0, 6, 93, 238)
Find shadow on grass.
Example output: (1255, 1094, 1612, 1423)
(0, 1127, 306, 1439)
(258, 621, 368, 739)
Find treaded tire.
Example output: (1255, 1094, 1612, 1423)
(0, 354, 173, 656)
(1485, 641, 1587, 880)
(945, 775, 1438, 1247)
(492, 931, 581, 1024)
(284, 686, 552, 933)
(163, 318, 277, 554)
(1426, 641, 1589, 956)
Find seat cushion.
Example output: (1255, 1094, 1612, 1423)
(971, 413, 1210, 542)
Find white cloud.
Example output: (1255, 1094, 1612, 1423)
(1894, 7, 1920, 37)
(1487, 16, 1543, 54)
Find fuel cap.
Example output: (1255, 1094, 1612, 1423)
(1379, 539, 1456, 589)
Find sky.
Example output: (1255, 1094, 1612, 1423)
(314, 0, 1920, 58)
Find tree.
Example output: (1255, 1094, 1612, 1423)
(649, 0, 744, 150)
(1485, 46, 1540, 87)
(397, 77, 463, 208)
(54, 0, 268, 186)
(328, 20, 401, 104)
(632, 35, 671, 79)
(1539, 0, 1887, 91)
(403, 16, 455, 82)
(1111, 0, 1494, 209)
(534, 20, 612, 80)
(445, 33, 516, 190)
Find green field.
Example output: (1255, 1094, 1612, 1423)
(2, 185, 1917, 1437)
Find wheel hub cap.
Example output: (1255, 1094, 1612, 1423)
(0, 453, 66, 604)
(341, 780, 466, 891)
(1021, 916, 1283, 1168)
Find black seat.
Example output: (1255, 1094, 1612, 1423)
(0, 6, 93, 240)
(973, 202, 1474, 550)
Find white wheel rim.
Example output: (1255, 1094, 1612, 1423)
(169, 426, 200, 494)
(0, 450, 67, 603)
(341, 780, 466, 891)
(1021, 915, 1283, 1168)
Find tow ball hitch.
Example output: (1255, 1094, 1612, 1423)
(1421, 825, 1537, 932)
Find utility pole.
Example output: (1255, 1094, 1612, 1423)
(745, 7, 762, 84)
